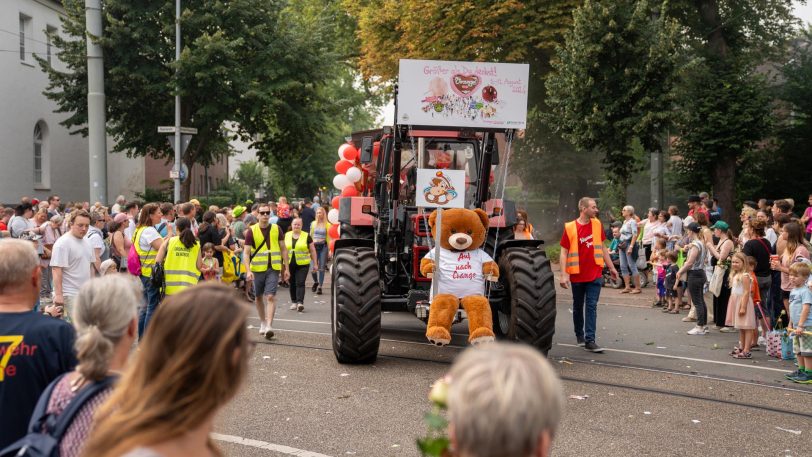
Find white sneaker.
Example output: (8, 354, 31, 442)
(297, 303, 304, 312)
(264, 326, 274, 340)
(290, 302, 297, 310)
(687, 326, 707, 335)
(258, 322, 267, 335)
(757, 336, 766, 346)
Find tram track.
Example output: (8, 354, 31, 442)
(255, 335, 812, 420)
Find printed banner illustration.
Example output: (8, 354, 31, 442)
(416, 169, 466, 208)
(397, 59, 529, 129)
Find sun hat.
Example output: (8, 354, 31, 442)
(113, 212, 129, 224)
(686, 222, 701, 234)
(232, 206, 246, 218)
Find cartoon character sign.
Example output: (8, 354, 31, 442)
(423, 170, 458, 205)
(416, 169, 465, 209)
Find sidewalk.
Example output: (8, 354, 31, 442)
(551, 262, 658, 309)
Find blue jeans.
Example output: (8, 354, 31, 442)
(314, 242, 328, 285)
(571, 278, 603, 343)
(618, 245, 639, 276)
(139, 275, 161, 338)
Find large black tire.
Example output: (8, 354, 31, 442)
(331, 246, 381, 364)
(340, 224, 374, 240)
(493, 247, 556, 355)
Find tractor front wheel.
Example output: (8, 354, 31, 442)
(493, 247, 556, 355)
(331, 246, 381, 364)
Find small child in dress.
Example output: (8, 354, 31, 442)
(651, 239, 667, 307)
(663, 251, 679, 313)
(726, 252, 756, 359)
(785, 262, 812, 383)
(200, 242, 219, 281)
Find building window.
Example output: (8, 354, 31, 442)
(19, 14, 32, 62)
(33, 122, 49, 188)
(46, 25, 57, 66)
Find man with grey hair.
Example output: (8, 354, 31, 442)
(0, 239, 77, 450)
(447, 342, 563, 457)
(111, 195, 126, 215)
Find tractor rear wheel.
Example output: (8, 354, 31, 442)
(340, 224, 374, 240)
(493, 247, 556, 355)
(331, 246, 381, 364)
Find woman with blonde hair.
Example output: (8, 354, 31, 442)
(82, 283, 251, 457)
(309, 206, 332, 295)
(34, 275, 140, 457)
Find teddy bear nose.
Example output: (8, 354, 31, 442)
(454, 237, 466, 246)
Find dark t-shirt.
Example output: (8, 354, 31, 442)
(0, 311, 77, 449)
(197, 226, 224, 265)
(244, 224, 286, 268)
(743, 238, 773, 277)
(300, 207, 316, 232)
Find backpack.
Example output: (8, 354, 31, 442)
(0, 375, 116, 457)
(89, 230, 111, 262)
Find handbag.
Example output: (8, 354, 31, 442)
(709, 265, 725, 297)
(126, 243, 141, 276)
(0, 375, 116, 457)
(780, 331, 796, 360)
(635, 242, 647, 270)
(150, 261, 165, 289)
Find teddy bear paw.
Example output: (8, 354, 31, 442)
(470, 335, 495, 346)
(468, 328, 495, 345)
(426, 326, 452, 346)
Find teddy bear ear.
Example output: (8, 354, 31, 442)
(474, 208, 489, 229)
(428, 210, 437, 229)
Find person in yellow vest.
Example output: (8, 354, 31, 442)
(155, 217, 203, 297)
(285, 218, 318, 312)
(309, 206, 331, 295)
(559, 197, 618, 353)
(243, 202, 290, 340)
(134, 203, 165, 338)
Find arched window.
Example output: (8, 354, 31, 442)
(33, 121, 49, 189)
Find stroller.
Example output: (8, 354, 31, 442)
(602, 249, 649, 289)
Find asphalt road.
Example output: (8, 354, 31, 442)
(212, 280, 812, 457)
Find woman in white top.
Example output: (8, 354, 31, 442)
(618, 206, 642, 294)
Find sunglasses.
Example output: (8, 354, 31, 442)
(258, 211, 271, 215)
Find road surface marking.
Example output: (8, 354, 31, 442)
(212, 432, 332, 457)
(557, 343, 789, 373)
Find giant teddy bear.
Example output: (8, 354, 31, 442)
(419, 208, 500, 346)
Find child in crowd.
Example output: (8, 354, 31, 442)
(608, 225, 621, 263)
(100, 258, 118, 276)
(727, 252, 756, 359)
(785, 262, 812, 383)
(663, 251, 680, 314)
(201, 242, 219, 281)
(651, 238, 667, 307)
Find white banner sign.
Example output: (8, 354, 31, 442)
(397, 59, 529, 129)
(416, 169, 466, 209)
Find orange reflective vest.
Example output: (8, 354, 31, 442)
(564, 218, 605, 274)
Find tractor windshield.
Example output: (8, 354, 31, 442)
(396, 140, 479, 208)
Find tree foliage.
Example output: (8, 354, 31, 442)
(545, 0, 685, 194)
(41, 0, 377, 200)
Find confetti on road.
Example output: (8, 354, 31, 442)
(692, 420, 701, 424)
(775, 427, 801, 435)
(568, 395, 589, 400)
(656, 346, 667, 349)
(263, 356, 271, 360)
(340, 373, 350, 377)
(644, 411, 652, 415)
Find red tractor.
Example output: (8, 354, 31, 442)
(331, 96, 556, 364)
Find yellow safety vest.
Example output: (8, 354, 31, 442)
(285, 231, 311, 266)
(163, 237, 200, 296)
(250, 224, 282, 272)
(134, 227, 158, 278)
(564, 218, 605, 274)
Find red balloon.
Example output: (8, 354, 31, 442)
(341, 146, 358, 162)
(341, 185, 358, 197)
(335, 160, 353, 174)
(331, 196, 341, 209)
(328, 224, 340, 239)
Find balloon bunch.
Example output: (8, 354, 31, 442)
(333, 144, 362, 199)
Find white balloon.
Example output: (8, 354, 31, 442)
(327, 208, 339, 225)
(345, 167, 362, 183)
(333, 174, 351, 190)
(338, 144, 351, 159)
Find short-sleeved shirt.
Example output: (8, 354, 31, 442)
(789, 286, 812, 328)
(9, 216, 34, 238)
(742, 238, 773, 277)
(85, 226, 106, 258)
(300, 206, 316, 232)
(50, 234, 95, 296)
(244, 224, 286, 267)
(0, 311, 77, 449)
(423, 248, 494, 299)
(559, 219, 606, 283)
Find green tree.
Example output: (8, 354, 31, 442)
(665, 0, 800, 221)
(42, 0, 332, 200)
(545, 0, 685, 201)
(234, 160, 269, 198)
